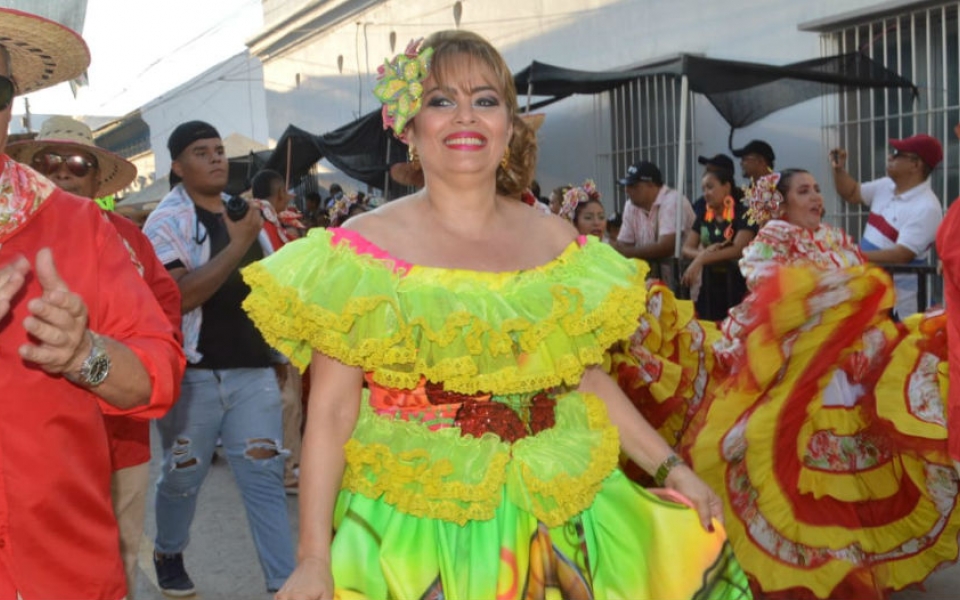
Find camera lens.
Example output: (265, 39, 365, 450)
(224, 196, 249, 222)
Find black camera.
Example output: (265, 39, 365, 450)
(224, 196, 249, 222)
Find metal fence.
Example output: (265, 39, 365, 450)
(600, 74, 697, 214)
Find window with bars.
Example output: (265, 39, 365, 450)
(603, 74, 696, 213)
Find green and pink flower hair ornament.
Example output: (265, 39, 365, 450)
(745, 172, 782, 226)
(373, 38, 434, 137)
(559, 179, 601, 222)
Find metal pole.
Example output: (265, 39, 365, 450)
(526, 61, 534, 112)
(284, 137, 292, 190)
(675, 74, 689, 259)
(384, 136, 392, 200)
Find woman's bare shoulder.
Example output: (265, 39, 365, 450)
(505, 199, 580, 256)
(341, 195, 419, 238)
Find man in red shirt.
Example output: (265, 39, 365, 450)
(8, 115, 182, 600)
(0, 8, 184, 599)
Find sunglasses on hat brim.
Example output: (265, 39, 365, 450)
(31, 152, 98, 178)
(0, 75, 15, 111)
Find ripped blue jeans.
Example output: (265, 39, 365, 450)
(154, 367, 294, 590)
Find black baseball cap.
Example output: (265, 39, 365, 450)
(697, 153, 735, 173)
(731, 140, 776, 165)
(618, 161, 663, 186)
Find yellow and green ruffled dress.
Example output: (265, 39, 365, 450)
(243, 227, 751, 600)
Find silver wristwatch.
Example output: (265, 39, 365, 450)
(67, 331, 111, 387)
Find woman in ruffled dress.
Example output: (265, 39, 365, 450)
(243, 30, 751, 600)
(685, 169, 960, 599)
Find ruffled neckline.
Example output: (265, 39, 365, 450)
(329, 226, 588, 276)
(242, 228, 649, 394)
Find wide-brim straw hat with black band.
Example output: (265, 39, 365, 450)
(7, 116, 137, 197)
(0, 8, 90, 95)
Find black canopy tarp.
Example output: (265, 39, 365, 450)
(226, 149, 271, 195)
(267, 52, 916, 191)
(513, 52, 917, 130)
(263, 125, 323, 183)
(265, 112, 407, 189)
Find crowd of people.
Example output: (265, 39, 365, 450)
(4, 6, 960, 600)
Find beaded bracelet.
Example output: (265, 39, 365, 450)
(654, 454, 685, 487)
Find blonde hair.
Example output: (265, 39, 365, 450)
(420, 30, 537, 196)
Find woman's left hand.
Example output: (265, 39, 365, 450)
(703, 242, 724, 253)
(681, 260, 702, 287)
(665, 464, 724, 531)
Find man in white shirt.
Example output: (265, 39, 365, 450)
(830, 134, 944, 317)
(613, 160, 695, 289)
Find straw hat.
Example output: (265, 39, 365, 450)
(0, 8, 90, 95)
(520, 112, 545, 132)
(389, 162, 425, 188)
(7, 116, 137, 197)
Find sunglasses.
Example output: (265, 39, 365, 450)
(891, 148, 920, 161)
(0, 75, 14, 111)
(31, 152, 98, 178)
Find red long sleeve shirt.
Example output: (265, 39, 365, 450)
(0, 186, 184, 599)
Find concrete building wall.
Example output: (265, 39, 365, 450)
(250, 0, 926, 207)
(141, 51, 270, 183)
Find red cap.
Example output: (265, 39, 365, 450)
(890, 134, 943, 169)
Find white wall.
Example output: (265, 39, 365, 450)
(142, 52, 269, 179)
(254, 0, 911, 208)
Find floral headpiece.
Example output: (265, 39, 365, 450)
(328, 193, 361, 227)
(373, 38, 434, 137)
(744, 172, 783, 226)
(559, 179, 601, 222)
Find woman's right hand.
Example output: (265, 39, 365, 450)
(275, 557, 335, 600)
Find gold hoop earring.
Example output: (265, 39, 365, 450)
(408, 145, 421, 171)
(500, 147, 511, 170)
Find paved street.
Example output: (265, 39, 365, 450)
(132, 425, 960, 600)
(134, 428, 298, 600)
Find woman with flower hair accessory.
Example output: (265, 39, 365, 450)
(243, 29, 750, 600)
(559, 179, 606, 239)
(681, 169, 960, 599)
(680, 168, 756, 321)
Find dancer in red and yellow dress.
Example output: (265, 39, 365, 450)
(685, 170, 959, 599)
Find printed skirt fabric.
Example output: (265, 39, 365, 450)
(331, 469, 750, 600)
(328, 390, 752, 600)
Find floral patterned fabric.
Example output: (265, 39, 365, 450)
(0, 155, 55, 244)
(716, 220, 864, 369)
